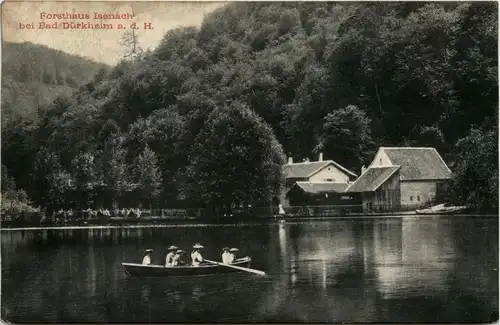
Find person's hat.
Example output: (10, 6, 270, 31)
(144, 249, 153, 253)
(168, 245, 178, 251)
(222, 247, 230, 251)
(193, 243, 204, 249)
(230, 248, 239, 252)
(176, 249, 184, 254)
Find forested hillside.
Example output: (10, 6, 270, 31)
(2, 2, 498, 213)
(1, 42, 109, 211)
(2, 42, 109, 126)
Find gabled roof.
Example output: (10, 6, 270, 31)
(282, 160, 357, 179)
(375, 147, 452, 181)
(291, 182, 349, 194)
(345, 166, 400, 193)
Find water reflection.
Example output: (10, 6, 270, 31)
(1, 217, 498, 323)
(372, 218, 454, 299)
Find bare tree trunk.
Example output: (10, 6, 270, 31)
(375, 83, 384, 115)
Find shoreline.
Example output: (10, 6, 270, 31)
(1, 213, 497, 231)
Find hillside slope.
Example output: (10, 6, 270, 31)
(2, 42, 109, 126)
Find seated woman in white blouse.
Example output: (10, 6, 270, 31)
(191, 244, 204, 266)
(142, 249, 153, 265)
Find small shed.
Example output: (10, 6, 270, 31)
(345, 166, 401, 213)
(286, 182, 360, 207)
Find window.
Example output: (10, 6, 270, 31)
(380, 158, 382, 164)
(410, 196, 413, 202)
(417, 196, 420, 202)
(328, 167, 331, 170)
(324, 178, 333, 182)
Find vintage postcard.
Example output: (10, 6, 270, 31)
(1, 0, 498, 323)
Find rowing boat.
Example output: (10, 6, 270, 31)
(415, 203, 467, 215)
(121, 257, 252, 277)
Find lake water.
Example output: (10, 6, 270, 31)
(1, 216, 498, 323)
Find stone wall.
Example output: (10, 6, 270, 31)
(400, 181, 437, 207)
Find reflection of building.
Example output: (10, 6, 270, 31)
(280, 153, 357, 207)
(372, 217, 455, 299)
(259, 221, 377, 322)
(346, 147, 453, 212)
(278, 221, 358, 285)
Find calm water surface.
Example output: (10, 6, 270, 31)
(1, 216, 498, 323)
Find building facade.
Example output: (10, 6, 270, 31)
(345, 166, 401, 212)
(286, 182, 360, 206)
(369, 147, 453, 208)
(279, 153, 357, 208)
(346, 147, 453, 212)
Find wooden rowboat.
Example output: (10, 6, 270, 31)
(121, 257, 252, 277)
(416, 203, 467, 215)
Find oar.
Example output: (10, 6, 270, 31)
(205, 259, 266, 276)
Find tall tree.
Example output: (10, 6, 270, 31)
(316, 105, 374, 170)
(70, 152, 101, 208)
(100, 132, 130, 209)
(449, 125, 498, 213)
(120, 7, 143, 61)
(127, 108, 187, 206)
(183, 101, 285, 215)
(133, 145, 163, 209)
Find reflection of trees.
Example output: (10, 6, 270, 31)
(2, 226, 276, 322)
(3, 219, 493, 323)
(449, 217, 498, 314)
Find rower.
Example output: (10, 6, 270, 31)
(221, 247, 233, 264)
(142, 249, 153, 265)
(165, 245, 178, 266)
(230, 248, 240, 262)
(191, 244, 204, 266)
(172, 249, 185, 266)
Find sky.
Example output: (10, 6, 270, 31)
(2, 1, 226, 65)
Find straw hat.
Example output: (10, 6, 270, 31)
(168, 245, 178, 251)
(222, 247, 230, 251)
(144, 249, 153, 253)
(176, 249, 184, 254)
(230, 248, 239, 252)
(193, 244, 204, 249)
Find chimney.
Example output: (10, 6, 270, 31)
(288, 157, 293, 164)
(361, 165, 367, 174)
(318, 152, 323, 162)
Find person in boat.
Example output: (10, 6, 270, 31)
(142, 249, 153, 265)
(191, 244, 204, 266)
(165, 245, 178, 266)
(172, 249, 185, 266)
(222, 247, 234, 264)
(229, 248, 241, 262)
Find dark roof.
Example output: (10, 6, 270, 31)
(345, 167, 400, 193)
(283, 160, 357, 179)
(292, 182, 349, 194)
(380, 147, 452, 180)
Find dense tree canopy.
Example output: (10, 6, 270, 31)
(2, 2, 498, 213)
(448, 124, 498, 213)
(182, 101, 285, 213)
(316, 105, 375, 170)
